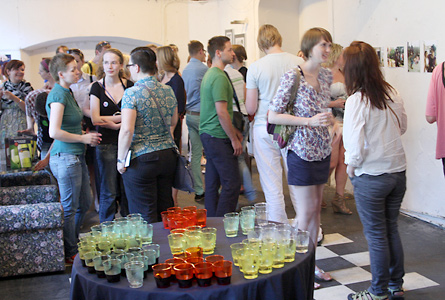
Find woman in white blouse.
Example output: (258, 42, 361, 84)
(342, 41, 407, 300)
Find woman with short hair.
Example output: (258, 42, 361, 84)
(0, 59, 33, 145)
(46, 53, 102, 264)
(268, 27, 340, 286)
(117, 47, 178, 223)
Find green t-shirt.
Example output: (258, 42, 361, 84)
(199, 67, 233, 139)
(46, 83, 85, 155)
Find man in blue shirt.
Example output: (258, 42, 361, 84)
(183, 40, 208, 202)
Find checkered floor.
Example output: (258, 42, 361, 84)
(314, 233, 439, 300)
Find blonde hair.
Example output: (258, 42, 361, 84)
(157, 46, 180, 73)
(257, 24, 282, 52)
(323, 43, 343, 68)
(96, 48, 125, 79)
(300, 27, 332, 59)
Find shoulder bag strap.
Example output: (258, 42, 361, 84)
(142, 85, 179, 154)
(286, 67, 302, 114)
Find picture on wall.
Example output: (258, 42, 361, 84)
(407, 41, 421, 73)
(0, 54, 11, 68)
(387, 46, 404, 68)
(424, 40, 437, 73)
(225, 29, 234, 43)
(374, 47, 384, 67)
(234, 34, 246, 47)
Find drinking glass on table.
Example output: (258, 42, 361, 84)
(125, 261, 144, 288)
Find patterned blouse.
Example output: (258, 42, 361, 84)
(270, 67, 332, 161)
(121, 76, 177, 159)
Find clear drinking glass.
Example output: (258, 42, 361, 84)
(125, 261, 144, 288)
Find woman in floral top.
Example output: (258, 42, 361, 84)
(117, 47, 178, 223)
(268, 27, 341, 285)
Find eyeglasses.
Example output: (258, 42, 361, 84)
(126, 64, 136, 68)
(67, 49, 82, 55)
(98, 41, 110, 48)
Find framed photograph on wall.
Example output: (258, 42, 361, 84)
(225, 29, 234, 43)
(234, 34, 246, 47)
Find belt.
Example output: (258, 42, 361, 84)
(186, 111, 200, 116)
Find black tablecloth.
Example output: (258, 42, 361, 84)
(70, 217, 315, 300)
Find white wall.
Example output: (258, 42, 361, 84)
(329, 0, 445, 227)
(258, 0, 301, 56)
(1, 0, 444, 226)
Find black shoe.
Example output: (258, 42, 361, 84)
(195, 193, 205, 203)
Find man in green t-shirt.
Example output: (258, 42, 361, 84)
(199, 36, 243, 217)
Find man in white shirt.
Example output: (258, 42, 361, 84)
(245, 24, 303, 223)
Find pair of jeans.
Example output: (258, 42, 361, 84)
(351, 171, 406, 296)
(96, 144, 128, 222)
(185, 114, 204, 196)
(252, 124, 299, 223)
(238, 119, 256, 202)
(200, 133, 240, 217)
(122, 149, 176, 223)
(49, 152, 92, 257)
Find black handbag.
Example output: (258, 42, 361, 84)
(224, 71, 245, 132)
(145, 86, 195, 193)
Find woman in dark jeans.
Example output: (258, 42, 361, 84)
(117, 47, 178, 223)
(343, 41, 407, 300)
(90, 48, 133, 222)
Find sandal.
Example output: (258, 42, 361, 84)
(347, 290, 388, 300)
(314, 266, 332, 282)
(388, 288, 404, 300)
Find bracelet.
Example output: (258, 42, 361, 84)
(117, 159, 125, 164)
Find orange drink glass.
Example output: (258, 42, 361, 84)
(213, 260, 232, 285)
(194, 262, 214, 287)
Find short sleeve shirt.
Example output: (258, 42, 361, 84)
(269, 67, 333, 161)
(426, 62, 445, 159)
(199, 67, 233, 139)
(46, 83, 85, 155)
(121, 76, 177, 159)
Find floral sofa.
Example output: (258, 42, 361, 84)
(0, 170, 65, 277)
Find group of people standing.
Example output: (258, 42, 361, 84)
(1, 24, 412, 299)
(175, 25, 407, 299)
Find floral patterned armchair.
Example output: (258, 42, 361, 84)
(0, 171, 65, 277)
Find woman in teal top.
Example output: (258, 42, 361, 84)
(46, 53, 102, 263)
(117, 47, 178, 223)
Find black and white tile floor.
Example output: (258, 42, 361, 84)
(314, 233, 440, 299)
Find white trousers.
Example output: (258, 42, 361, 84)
(252, 124, 299, 223)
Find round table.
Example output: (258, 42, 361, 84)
(70, 217, 315, 300)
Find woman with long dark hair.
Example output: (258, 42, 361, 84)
(343, 41, 407, 300)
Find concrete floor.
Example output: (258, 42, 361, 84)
(1, 160, 444, 300)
